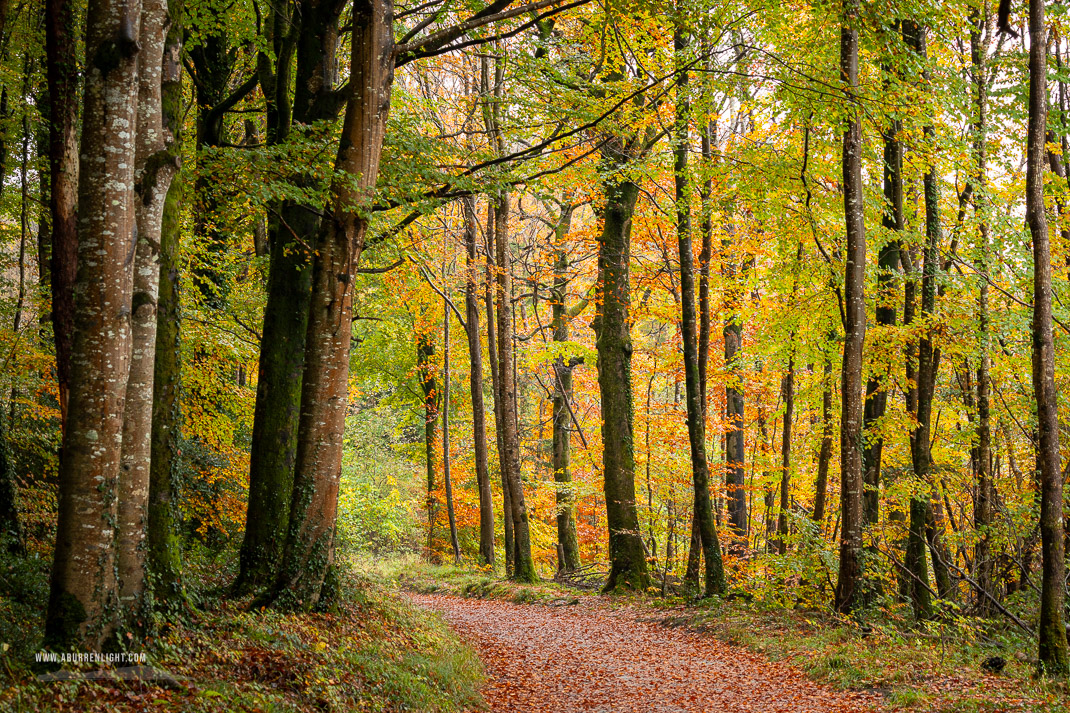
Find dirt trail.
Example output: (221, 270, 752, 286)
(410, 593, 880, 713)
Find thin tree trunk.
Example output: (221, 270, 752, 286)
(862, 42, 904, 527)
(551, 206, 581, 573)
(723, 234, 747, 538)
(777, 361, 793, 555)
(675, 17, 724, 595)
(485, 210, 512, 575)
(417, 334, 438, 560)
(117, 0, 181, 626)
(45, 0, 143, 649)
(442, 290, 461, 564)
(970, 6, 994, 615)
(1026, 0, 1070, 674)
(495, 191, 537, 582)
(269, 0, 393, 610)
(462, 196, 494, 567)
(813, 353, 833, 523)
(834, 0, 866, 614)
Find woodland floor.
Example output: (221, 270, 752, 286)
(410, 592, 881, 713)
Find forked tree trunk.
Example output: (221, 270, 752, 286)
(862, 44, 904, 527)
(269, 0, 393, 610)
(1026, 0, 1070, 674)
(674, 19, 724, 595)
(238, 0, 347, 594)
(462, 196, 494, 567)
(45, 0, 80, 425)
(45, 0, 142, 649)
(834, 0, 866, 615)
(117, 0, 181, 626)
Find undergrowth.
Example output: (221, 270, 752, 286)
(0, 548, 483, 712)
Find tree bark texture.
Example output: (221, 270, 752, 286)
(45, 0, 80, 424)
(45, 0, 143, 650)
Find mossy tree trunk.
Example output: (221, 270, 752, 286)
(269, 0, 394, 610)
(595, 139, 650, 594)
(238, 0, 348, 594)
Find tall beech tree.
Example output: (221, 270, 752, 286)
(1025, 0, 1069, 674)
(595, 137, 650, 592)
(834, 0, 866, 614)
(238, 0, 347, 593)
(45, 0, 143, 649)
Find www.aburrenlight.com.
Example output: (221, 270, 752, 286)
(34, 651, 147, 664)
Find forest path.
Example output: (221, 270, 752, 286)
(409, 592, 881, 713)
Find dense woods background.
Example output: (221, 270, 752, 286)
(2, 0, 1070, 706)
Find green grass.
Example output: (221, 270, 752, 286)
(0, 552, 484, 713)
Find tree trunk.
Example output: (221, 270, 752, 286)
(813, 353, 833, 523)
(462, 196, 494, 567)
(45, 0, 80, 426)
(45, 0, 142, 650)
(417, 334, 438, 559)
(862, 47, 904, 527)
(904, 20, 944, 619)
(442, 291, 461, 564)
(485, 212, 512, 575)
(269, 0, 393, 610)
(238, 0, 345, 594)
(777, 361, 793, 554)
(723, 236, 747, 538)
(551, 207, 581, 573)
(674, 19, 724, 595)
(834, 0, 866, 614)
(1027, 0, 1070, 674)
(595, 141, 650, 593)
(117, 0, 181, 627)
(495, 192, 537, 582)
(970, 7, 994, 615)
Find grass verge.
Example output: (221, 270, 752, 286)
(0, 551, 484, 712)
